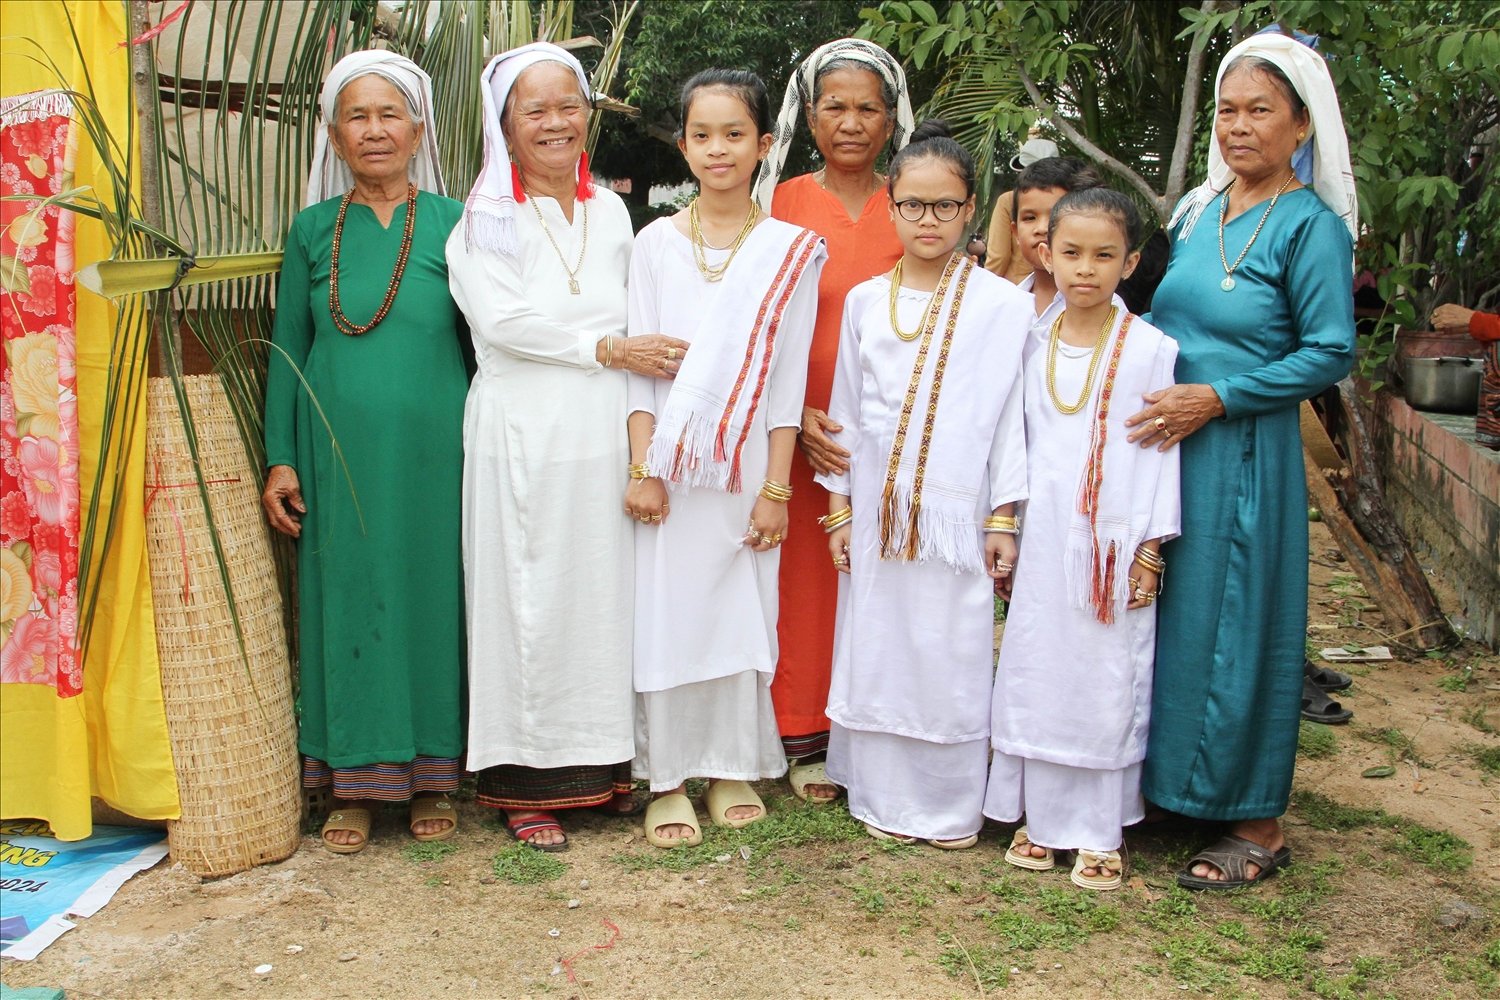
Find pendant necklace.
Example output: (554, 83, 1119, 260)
(529, 193, 588, 294)
(1217, 173, 1296, 292)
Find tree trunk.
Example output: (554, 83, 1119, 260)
(1302, 384, 1456, 650)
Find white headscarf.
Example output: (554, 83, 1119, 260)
(306, 50, 445, 206)
(751, 37, 915, 212)
(1170, 32, 1357, 246)
(463, 42, 594, 256)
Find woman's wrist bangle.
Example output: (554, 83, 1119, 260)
(759, 479, 793, 503)
(1133, 549, 1165, 572)
(819, 506, 852, 532)
(628, 462, 652, 480)
(983, 515, 1020, 534)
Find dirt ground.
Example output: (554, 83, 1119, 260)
(3, 522, 1498, 1000)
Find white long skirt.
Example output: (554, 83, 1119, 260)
(983, 752, 1144, 852)
(827, 723, 988, 841)
(633, 671, 787, 792)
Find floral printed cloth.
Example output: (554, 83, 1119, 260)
(1, 90, 81, 698)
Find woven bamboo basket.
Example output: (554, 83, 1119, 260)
(144, 375, 300, 876)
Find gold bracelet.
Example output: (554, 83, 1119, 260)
(983, 514, 1019, 534)
(628, 462, 652, 480)
(1133, 549, 1165, 572)
(818, 506, 853, 533)
(759, 479, 794, 503)
(603, 336, 614, 369)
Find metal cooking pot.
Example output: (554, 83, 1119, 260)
(1401, 356, 1483, 414)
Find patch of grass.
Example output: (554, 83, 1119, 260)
(491, 843, 568, 884)
(1216, 920, 1250, 942)
(610, 796, 865, 872)
(1462, 705, 1495, 734)
(1240, 940, 1314, 981)
(1298, 720, 1340, 759)
(1035, 886, 1121, 933)
(1157, 932, 1241, 993)
(853, 883, 887, 913)
(1356, 725, 1423, 764)
(1139, 887, 1199, 933)
(936, 933, 1010, 991)
(981, 908, 1085, 952)
(1437, 666, 1473, 692)
(1462, 742, 1500, 776)
(1291, 791, 1472, 872)
(401, 840, 458, 863)
(782, 916, 801, 931)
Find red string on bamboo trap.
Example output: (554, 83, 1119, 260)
(144, 451, 242, 603)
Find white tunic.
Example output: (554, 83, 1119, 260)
(626, 218, 820, 790)
(446, 189, 635, 772)
(819, 272, 1031, 839)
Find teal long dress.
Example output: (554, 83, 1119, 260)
(264, 192, 468, 770)
(1141, 187, 1354, 820)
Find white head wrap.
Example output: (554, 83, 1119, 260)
(752, 38, 915, 212)
(463, 42, 594, 256)
(1170, 32, 1357, 246)
(306, 50, 445, 206)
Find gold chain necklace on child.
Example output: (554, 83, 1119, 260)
(689, 198, 758, 282)
(1046, 305, 1118, 415)
(528, 193, 588, 295)
(886, 259, 942, 342)
(1217, 173, 1295, 292)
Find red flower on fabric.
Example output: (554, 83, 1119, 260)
(17, 436, 77, 526)
(0, 490, 30, 540)
(18, 263, 58, 318)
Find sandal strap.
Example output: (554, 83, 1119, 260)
(1186, 835, 1277, 881)
(1078, 849, 1121, 870)
(508, 815, 564, 840)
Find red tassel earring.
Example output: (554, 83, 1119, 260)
(576, 150, 595, 201)
(511, 161, 526, 203)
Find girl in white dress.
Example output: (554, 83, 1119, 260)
(819, 120, 1033, 848)
(625, 70, 826, 848)
(986, 188, 1181, 890)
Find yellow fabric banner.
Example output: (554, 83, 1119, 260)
(1, 0, 177, 840)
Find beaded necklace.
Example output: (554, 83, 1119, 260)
(329, 183, 417, 337)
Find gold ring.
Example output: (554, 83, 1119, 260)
(668, 348, 680, 361)
(649, 513, 661, 522)
(638, 515, 650, 523)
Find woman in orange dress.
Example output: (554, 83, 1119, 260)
(751, 38, 914, 802)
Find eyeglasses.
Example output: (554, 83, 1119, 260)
(893, 198, 965, 222)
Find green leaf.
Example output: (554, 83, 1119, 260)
(0, 252, 30, 295)
(1362, 766, 1397, 779)
(1436, 31, 1463, 67)
(909, 0, 938, 27)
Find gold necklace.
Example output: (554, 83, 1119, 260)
(1046, 306, 1118, 414)
(528, 193, 588, 294)
(689, 198, 757, 282)
(887, 258, 943, 342)
(1217, 173, 1295, 292)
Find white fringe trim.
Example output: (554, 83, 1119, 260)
(1063, 522, 1135, 615)
(464, 209, 518, 256)
(646, 408, 736, 493)
(880, 488, 985, 574)
(0, 90, 73, 129)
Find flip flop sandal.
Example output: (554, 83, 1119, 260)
(644, 792, 703, 848)
(864, 822, 918, 845)
(705, 779, 766, 829)
(1304, 659, 1353, 692)
(1176, 834, 1292, 891)
(321, 807, 372, 855)
(506, 812, 569, 853)
(1004, 826, 1055, 871)
(1070, 849, 1124, 890)
(409, 795, 457, 842)
(929, 833, 980, 850)
(1301, 677, 1353, 724)
(788, 761, 839, 804)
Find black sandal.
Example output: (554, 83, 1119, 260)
(1304, 659, 1352, 692)
(1301, 677, 1353, 724)
(1176, 834, 1292, 890)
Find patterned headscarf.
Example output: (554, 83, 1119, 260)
(306, 50, 445, 206)
(1170, 31, 1357, 249)
(751, 38, 915, 211)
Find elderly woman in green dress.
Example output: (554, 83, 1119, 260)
(1125, 32, 1357, 889)
(262, 51, 468, 853)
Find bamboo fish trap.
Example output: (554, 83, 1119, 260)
(144, 375, 299, 876)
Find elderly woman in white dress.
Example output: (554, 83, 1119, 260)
(445, 42, 686, 851)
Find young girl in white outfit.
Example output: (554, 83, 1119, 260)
(819, 120, 1033, 848)
(986, 187, 1181, 889)
(625, 69, 826, 849)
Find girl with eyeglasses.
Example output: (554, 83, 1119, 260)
(815, 120, 1034, 847)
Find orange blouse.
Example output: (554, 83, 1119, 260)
(770, 173, 903, 738)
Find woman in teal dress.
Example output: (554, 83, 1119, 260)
(1125, 33, 1357, 889)
(262, 52, 467, 853)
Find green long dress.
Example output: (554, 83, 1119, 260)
(264, 192, 468, 770)
(1141, 188, 1354, 820)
